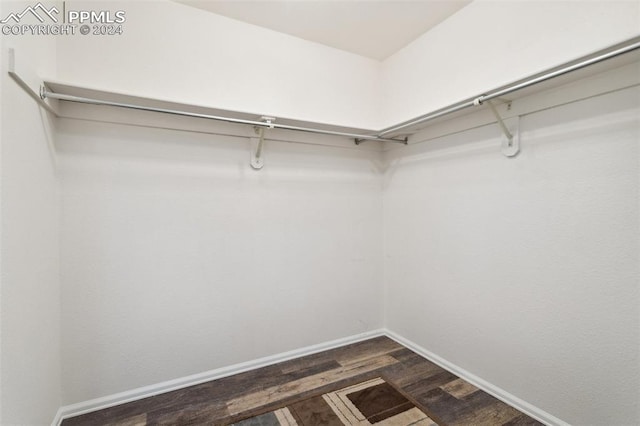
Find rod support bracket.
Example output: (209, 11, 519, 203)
(250, 116, 275, 170)
(485, 100, 519, 158)
(501, 117, 520, 157)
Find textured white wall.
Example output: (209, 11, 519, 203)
(56, 119, 384, 404)
(381, 0, 640, 128)
(383, 86, 640, 425)
(55, 0, 382, 129)
(0, 10, 61, 425)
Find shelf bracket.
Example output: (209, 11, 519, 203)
(474, 96, 520, 157)
(250, 116, 275, 170)
(6, 48, 58, 116)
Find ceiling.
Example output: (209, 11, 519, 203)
(174, 1, 472, 61)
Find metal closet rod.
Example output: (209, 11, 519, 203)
(376, 36, 640, 137)
(39, 36, 640, 143)
(39, 90, 407, 144)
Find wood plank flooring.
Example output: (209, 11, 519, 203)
(62, 336, 543, 426)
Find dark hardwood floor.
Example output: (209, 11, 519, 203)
(62, 336, 543, 425)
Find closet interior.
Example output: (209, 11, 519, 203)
(1, 1, 639, 425)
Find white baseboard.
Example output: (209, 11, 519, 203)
(51, 409, 64, 426)
(382, 329, 570, 426)
(53, 329, 385, 425)
(53, 328, 568, 426)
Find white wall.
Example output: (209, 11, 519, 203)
(381, 0, 640, 128)
(383, 85, 640, 425)
(55, 0, 382, 130)
(56, 119, 384, 404)
(0, 5, 61, 424)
